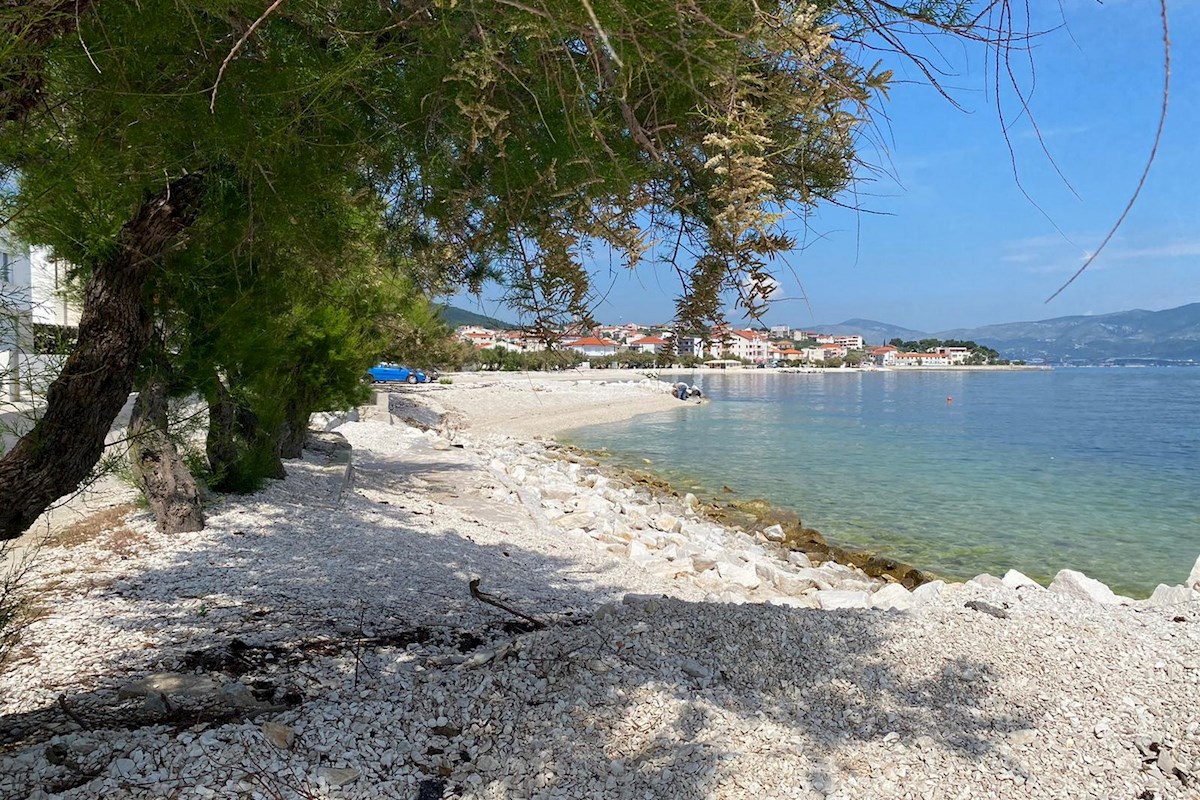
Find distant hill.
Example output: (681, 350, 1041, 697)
(437, 304, 516, 331)
(809, 318, 928, 345)
(808, 303, 1200, 363)
(934, 303, 1200, 364)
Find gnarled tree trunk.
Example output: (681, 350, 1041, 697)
(0, 172, 206, 539)
(204, 373, 240, 491)
(0, 0, 97, 127)
(277, 399, 310, 460)
(128, 378, 204, 533)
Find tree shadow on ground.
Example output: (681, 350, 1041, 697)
(0, 545, 1040, 799)
(0, 443, 1051, 799)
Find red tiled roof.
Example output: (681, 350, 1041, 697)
(567, 337, 616, 347)
(631, 336, 668, 345)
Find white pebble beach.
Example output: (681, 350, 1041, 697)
(2, 371, 1199, 800)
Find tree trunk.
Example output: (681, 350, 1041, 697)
(277, 399, 310, 460)
(205, 374, 240, 492)
(1, 1, 98, 127)
(238, 401, 285, 481)
(128, 378, 204, 533)
(0, 172, 206, 539)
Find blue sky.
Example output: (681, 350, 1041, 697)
(455, 1, 1199, 332)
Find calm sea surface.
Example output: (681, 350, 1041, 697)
(563, 368, 1200, 597)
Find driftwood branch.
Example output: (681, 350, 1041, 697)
(57, 694, 89, 729)
(469, 578, 546, 630)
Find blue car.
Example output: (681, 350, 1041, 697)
(367, 364, 438, 384)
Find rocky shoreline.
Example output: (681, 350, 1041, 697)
(1, 376, 1199, 799)
(469, 400, 1200, 613)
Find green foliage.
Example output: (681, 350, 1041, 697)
(381, 293, 474, 371)
(887, 337, 1002, 362)
(1, 0, 1010, 501)
(473, 347, 583, 372)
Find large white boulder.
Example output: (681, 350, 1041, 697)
(580, 495, 614, 516)
(1188, 555, 1200, 591)
(553, 511, 597, 531)
(1048, 569, 1121, 605)
(762, 524, 786, 542)
(815, 590, 872, 610)
(768, 596, 819, 609)
(1002, 570, 1042, 590)
(968, 574, 1006, 589)
(911, 580, 945, 606)
(1139, 584, 1199, 609)
(654, 514, 683, 534)
(772, 571, 820, 597)
(871, 583, 914, 611)
(716, 561, 761, 590)
(540, 483, 576, 502)
(626, 540, 656, 566)
(787, 551, 813, 569)
(790, 568, 834, 591)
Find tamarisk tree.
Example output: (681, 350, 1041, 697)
(0, 0, 1024, 535)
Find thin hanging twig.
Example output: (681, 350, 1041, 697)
(1045, 0, 1170, 303)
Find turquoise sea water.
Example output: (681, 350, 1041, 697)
(564, 368, 1200, 597)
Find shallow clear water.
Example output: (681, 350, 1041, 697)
(564, 368, 1200, 596)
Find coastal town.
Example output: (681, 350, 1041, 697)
(453, 321, 1012, 368)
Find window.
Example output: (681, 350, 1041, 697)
(0, 251, 8, 282)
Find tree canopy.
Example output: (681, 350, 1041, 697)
(0, 0, 1029, 535)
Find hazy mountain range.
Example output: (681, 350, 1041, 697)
(441, 300, 1200, 364)
(813, 303, 1200, 364)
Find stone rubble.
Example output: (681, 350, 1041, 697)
(0, 376, 1198, 800)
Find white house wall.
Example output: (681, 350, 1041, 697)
(0, 229, 33, 352)
(30, 246, 79, 327)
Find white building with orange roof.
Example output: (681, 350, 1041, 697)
(457, 329, 498, 348)
(564, 336, 619, 357)
(867, 345, 899, 366)
(895, 351, 951, 366)
(627, 335, 669, 355)
(724, 329, 770, 363)
(934, 346, 972, 364)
